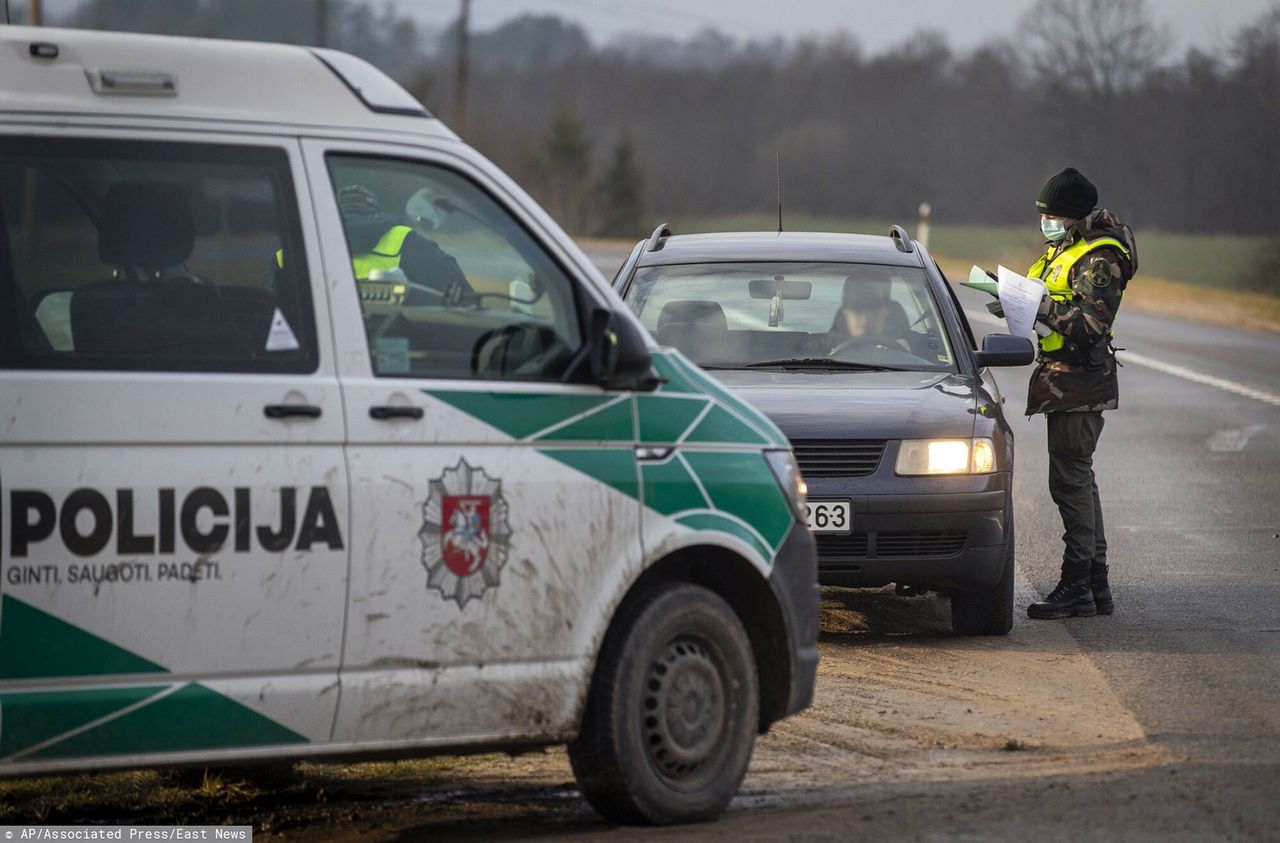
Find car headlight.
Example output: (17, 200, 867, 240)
(764, 449, 808, 520)
(895, 438, 997, 475)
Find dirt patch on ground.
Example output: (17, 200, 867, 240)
(747, 588, 1161, 793)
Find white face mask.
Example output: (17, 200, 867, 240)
(1041, 217, 1068, 241)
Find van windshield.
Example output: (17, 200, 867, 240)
(625, 262, 956, 373)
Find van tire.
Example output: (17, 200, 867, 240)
(568, 582, 759, 825)
(951, 508, 1015, 636)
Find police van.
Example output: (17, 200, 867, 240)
(0, 27, 818, 825)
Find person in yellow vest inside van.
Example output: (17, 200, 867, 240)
(334, 184, 474, 307)
(1020, 167, 1137, 621)
(271, 185, 474, 307)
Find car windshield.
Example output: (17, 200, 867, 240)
(626, 262, 956, 373)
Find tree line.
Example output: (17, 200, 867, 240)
(444, 1, 1280, 246)
(48, 0, 1280, 262)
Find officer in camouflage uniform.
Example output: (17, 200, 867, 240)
(1023, 167, 1137, 620)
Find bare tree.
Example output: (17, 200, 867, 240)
(1019, 0, 1170, 98)
(1232, 3, 1280, 115)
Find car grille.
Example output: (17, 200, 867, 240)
(790, 439, 886, 478)
(875, 531, 967, 558)
(815, 532, 870, 560)
(816, 530, 966, 561)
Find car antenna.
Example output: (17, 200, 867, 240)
(776, 150, 783, 233)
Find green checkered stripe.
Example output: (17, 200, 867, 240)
(0, 595, 306, 763)
(429, 350, 793, 564)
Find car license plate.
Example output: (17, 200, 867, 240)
(805, 500, 851, 535)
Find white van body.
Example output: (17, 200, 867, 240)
(0, 27, 817, 824)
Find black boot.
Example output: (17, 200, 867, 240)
(1028, 577, 1097, 619)
(1091, 563, 1114, 615)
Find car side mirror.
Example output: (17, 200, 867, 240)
(589, 308, 658, 391)
(974, 333, 1035, 368)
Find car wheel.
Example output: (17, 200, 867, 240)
(568, 582, 759, 825)
(951, 508, 1015, 635)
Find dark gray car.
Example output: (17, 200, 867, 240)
(613, 225, 1034, 635)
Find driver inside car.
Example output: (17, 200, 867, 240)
(814, 275, 911, 355)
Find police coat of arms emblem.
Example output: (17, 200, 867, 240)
(418, 458, 512, 608)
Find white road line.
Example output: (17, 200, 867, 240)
(964, 309, 1280, 407)
(1120, 351, 1280, 407)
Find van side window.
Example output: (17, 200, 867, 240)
(325, 155, 583, 381)
(0, 138, 317, 373)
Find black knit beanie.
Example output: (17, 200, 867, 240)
(1036, 167, 1098, 219)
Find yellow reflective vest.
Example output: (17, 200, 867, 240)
(1027, 235, 1131, 353)
(349, 225, 414, 280)
(275, 225, 413, 305)
(275, 225, 413, 279)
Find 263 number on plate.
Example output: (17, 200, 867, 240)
(805, 500, 851, 535)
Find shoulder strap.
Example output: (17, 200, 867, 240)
(1082, 237, 1135, 283)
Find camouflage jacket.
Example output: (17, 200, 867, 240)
(1026, 208, 1136, 415)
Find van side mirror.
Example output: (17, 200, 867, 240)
(974, 333, 1035, 368)
(589, 308, 658, 391)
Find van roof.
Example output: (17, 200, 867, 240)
(0, 26, 456, 139)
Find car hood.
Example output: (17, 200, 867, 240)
(709, 369, 978, 441)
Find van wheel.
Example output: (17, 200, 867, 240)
(568, 582, 758, 825)
(951, 509, 1015, 636)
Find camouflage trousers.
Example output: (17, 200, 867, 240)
(1047, 411, 1107, 582)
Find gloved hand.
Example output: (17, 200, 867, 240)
(986, 300, 1005, 318)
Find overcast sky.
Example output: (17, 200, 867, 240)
(397, 0, 1276, 54)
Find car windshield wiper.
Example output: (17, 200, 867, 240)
(740, 358, 904, 371)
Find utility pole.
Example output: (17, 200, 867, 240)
(316, 0, 327, 47)
(25, 0, 41, 26)
(454, 0, 470, 135)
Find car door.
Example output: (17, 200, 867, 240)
(302, 140, 645, 746)
(0, 130, 347, 771)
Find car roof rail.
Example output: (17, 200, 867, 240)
(889, 224, 914, 253)
(646, 223, 672, 252)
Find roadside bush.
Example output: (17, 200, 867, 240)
(1249, 237, 1280, 295)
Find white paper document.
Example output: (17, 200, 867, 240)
(996, 265, 1047, 339)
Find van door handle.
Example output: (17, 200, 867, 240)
(369, 405, 424, 420)
(264, 403, 323, 419)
